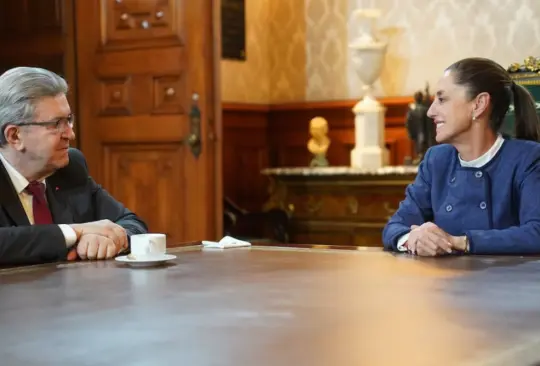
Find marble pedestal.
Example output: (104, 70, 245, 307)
(350, 96, 388, 169)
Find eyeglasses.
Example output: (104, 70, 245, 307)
(16, 114, 75, 132)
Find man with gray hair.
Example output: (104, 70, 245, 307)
(0, 67, 148, 265)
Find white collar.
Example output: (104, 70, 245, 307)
(0, 152, 46, 194)
(458, 134, 505, 168)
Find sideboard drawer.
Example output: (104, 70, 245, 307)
(287, 190, 404, 221)
(262, 167, 417, 247)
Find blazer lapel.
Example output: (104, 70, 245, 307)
(0, 160, 30, 226)
(45, 179, 75, 224)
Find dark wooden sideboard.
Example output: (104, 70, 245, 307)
(262, 166, 417, 247)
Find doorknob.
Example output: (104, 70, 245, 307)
(186, 93, 202, 158)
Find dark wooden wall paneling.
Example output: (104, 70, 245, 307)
(222, 97, 415, 211)
(222, 103, 270, 211)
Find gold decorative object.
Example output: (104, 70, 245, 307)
(508, 63, 521, 73)
(262, 178, 293, 216)
(307, 116, 330, 167)
(305, 195, 323, 214)
(507, 56, 540, 74)
(383, 201, 397, 219)
(347, 196, 359, 215)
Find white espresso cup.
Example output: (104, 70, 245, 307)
(130, 233, 167, 259)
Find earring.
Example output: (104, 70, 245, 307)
(472, 115, 476, 121)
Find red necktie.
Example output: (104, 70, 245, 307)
(25, 181, 54, 225)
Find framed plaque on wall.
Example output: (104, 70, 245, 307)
(221, 0, 246, 60)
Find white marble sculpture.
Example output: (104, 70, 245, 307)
(349, 9, 389, 169)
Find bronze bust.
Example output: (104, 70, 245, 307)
(406, 85, 436, 164)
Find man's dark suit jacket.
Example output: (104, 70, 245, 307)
(0, 148, 148, 265)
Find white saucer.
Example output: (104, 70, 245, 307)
(115, 254, 176, 267)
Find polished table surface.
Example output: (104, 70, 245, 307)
(1, 245, 540, 366)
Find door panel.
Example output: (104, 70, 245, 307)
(75, 0, 221, 245)
(103, 144, 184, 239)
(101, 0, 182, 48)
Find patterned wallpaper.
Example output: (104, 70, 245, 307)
(345, 0, 540, 99)
(305, 0, 349, 101)
(220, 0, 305, 104)
(221, 0, 270, 104)
(221, 0, 540, 103)
(268, 0, 306, 103)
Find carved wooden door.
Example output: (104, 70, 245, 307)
(75, 0, 222, 245)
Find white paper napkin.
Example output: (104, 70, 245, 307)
(202, 236, 252, 249)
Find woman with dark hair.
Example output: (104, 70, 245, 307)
(383, 57, 540, 256)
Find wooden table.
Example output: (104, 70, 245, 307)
(1, 244, 540, 366)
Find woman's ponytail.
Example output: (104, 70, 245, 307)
(512, 82, 540, 141)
